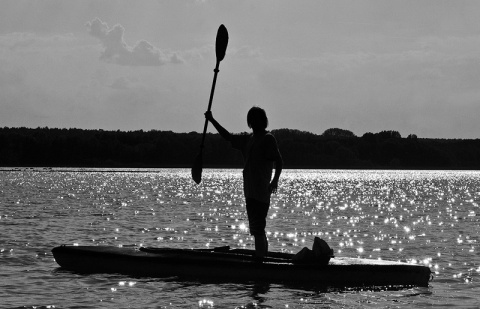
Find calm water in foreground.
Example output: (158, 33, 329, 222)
(1, 168, 480, 308)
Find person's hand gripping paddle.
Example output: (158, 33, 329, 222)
(192, 25, 229, 184)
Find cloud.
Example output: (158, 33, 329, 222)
(250, 43, 480, 138)
(232, 46, 262, 59)
(0, 32, 78, 53)
(110, 77, 130, 89)
(86, 18, 180, 66)
(0, 61, 27, 85)
(170, 52, 185, 64)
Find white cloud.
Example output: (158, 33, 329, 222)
(86, 18, 181, 66)
(170, 52, 185, 64)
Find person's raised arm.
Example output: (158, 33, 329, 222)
(205, 111, 232, 141)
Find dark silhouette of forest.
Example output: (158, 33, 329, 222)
(0, 127, 479, 169)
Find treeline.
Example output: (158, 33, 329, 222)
(0, 127, 479, 169)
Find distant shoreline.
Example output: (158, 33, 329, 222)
(1, 127, 479, 170)
(2, 167, 480, 174)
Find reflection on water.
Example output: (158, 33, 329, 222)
(1, 168, 479, 308)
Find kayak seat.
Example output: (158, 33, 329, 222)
(292, 237, 334, 265)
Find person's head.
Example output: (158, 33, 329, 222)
(247, 106, 268, 131)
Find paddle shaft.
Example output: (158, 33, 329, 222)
(192, 25, 228, 184)
(199, 60, 220, 149)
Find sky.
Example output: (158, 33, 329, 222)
(1, 0, 480, 138)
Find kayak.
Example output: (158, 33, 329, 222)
(52, 245, 431, 288)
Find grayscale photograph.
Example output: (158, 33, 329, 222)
(1, 1, 479, 308)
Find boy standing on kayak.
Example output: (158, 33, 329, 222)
(205, 106, 283, 260)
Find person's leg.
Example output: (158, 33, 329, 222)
(246, 198, 270, 259)
(254, 232, 268, 258)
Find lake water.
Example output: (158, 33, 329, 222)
(1, 168, 480, 308)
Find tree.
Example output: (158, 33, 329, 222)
(376, 130, 401, 139)
(322, 128, 356, 138)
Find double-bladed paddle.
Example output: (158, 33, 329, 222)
(192, 24, 229, 184)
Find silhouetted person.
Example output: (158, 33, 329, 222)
(205, 106, 283, 260)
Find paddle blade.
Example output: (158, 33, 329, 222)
(215, 24, 229, 62)
(191, 152, 203, 184)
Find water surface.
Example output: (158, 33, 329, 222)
(1, 168, 479, 308)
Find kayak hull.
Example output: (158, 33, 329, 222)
(52, 245, 431, 288)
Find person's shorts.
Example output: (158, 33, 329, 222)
(245, 198, 270, 236)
